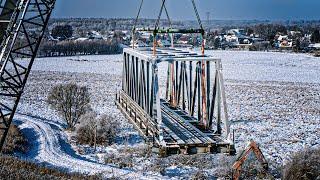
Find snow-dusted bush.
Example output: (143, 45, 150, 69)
(105, 145, 152, 169)
(0, 155, 101, 179)
(190, 170, 210, 180)
(47, 83, 91, 130)
(96, 114, 118, 145)
(147, 154, 234, 177)
(2, 124, 27, 154)
(76, 112, 97, 146)
(105, 153, 134, 169)
(76, 113, 118, 146)
(283, 148, 320, 180)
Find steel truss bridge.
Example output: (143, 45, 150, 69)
(0, 0, 236, 156)
(116, 47, 235, 155)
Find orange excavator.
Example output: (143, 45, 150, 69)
(232, 140, 269, 180)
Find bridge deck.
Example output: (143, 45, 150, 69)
(116, 91, 235, 156)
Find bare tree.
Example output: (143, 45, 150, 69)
(47, 83, 91, 130)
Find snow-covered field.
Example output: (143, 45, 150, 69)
(20, 51, 320, 83)
(10, 50, 320, 178)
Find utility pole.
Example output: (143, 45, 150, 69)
(206, 12, 210, 25)
(94, 123, 97, 152)
(206, 12, 211, 33)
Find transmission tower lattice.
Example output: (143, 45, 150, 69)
(0, 0, 56, 152)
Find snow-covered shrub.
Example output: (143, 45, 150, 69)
(105, 145, 152, 169)
(47, 83, 91, 130)
(76, 112, 97, 146)
(97, 114, 118, 145)
(0, 155, 101, 179)
(76, 113, 118, 146)
(314, 51, 320, 57)
(282, 148, 320, 180)
(190, 170, 209, 180)
(105, 153, 134, 169)
(2, 124, 27, 154)
(120, 144, 153, 158)
(148, 154, 234, 177)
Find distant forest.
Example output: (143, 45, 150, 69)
(39, 40, 121, 57)
(47, 18, 320, 35)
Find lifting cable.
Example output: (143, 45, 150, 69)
(132, 0, 205, 54)
(154, 0, 166, 31)
(163, 3, 172, 27)
(132, 0, 172, 48)
(191, 0, 204, 33)
(191, 0, 205, 54)
(154, 0, 175, 55)
(132, 0, 144, 49)
(163, 3, 174, 48)
(192, 0, 207, 128)
(132, 0, 144, 33)
(159, 0, 173, 48)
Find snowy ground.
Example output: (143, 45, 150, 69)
(9, 50, 320, 178)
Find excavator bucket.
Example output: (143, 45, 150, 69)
(232, 140, 269, 180)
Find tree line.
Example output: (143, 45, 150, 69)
(39, 40, 121, 57)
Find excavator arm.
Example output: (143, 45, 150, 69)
(232, 140, 268, 180)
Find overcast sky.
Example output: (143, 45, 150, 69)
(53, 0, 320, 21)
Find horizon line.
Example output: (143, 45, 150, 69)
(50, 17, 320, 22)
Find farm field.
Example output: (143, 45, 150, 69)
(8, 50, 320, 178)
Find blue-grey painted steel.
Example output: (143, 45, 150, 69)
(0, 0, 56, 152)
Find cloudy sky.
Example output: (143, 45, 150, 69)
(53, 0, 320, 20)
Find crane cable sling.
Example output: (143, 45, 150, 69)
(132, 0, 144, 49)
(191, 0, 204, 32)
(163, 2, 174, 48)
(154, 0, 166, 32)
(163, 3, 172, 27)
(191, 0, 205, 51)
(190, 0, 207, 126)
(132, 0, 171, 50)
(133, 0, 205, 54)
(153, 0, 168, 55)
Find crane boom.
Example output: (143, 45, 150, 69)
(0, 0, 56, 152)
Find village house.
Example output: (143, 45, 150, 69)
(274, 34, 293, 49)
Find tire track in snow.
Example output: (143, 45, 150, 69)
(13, 113, 150, 179)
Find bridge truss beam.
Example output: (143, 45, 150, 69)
(116, 47, 234, 155)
